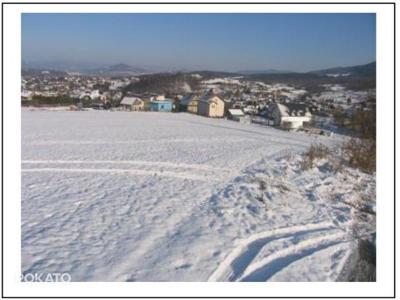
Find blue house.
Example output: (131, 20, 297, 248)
(149, 99, 173, 112)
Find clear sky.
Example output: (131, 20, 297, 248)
(22, 13, 376, 72)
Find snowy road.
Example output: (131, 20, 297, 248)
(22, 110, 365, 281)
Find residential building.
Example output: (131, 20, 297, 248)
(120, 96, 144, 111)
(268, 103, 312, 129)
(180, 93, 200, 114)
(227, 109, 245, 122)
(149, 99, 173, 112)
(198, 89, 225, 118)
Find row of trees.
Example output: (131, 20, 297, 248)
(333, 96, 376, 173)
(22, 95, 78, 106)
(124, 73, 201, 95)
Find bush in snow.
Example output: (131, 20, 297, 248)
(342, 138, 376, 173)
(300, 143, 330, 170)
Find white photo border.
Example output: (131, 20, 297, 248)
(2, 1, 395, 298)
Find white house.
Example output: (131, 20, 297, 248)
(198, 89, 225, 118)
(268, 103, 312, 129)
(120, 97, 144, 111)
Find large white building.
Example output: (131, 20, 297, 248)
(268, 103, 312, 129)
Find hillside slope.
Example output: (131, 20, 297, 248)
(21, 111, 375, 282)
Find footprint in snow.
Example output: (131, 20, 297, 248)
(213, 250, 221, 257)
(175, 263, 192, 270)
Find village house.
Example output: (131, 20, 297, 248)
(132, 98, 145, 111)
(268, 103, 312, 129)
(227, 108, 250, 124)
(179, 93, 200, 114)
(151, 95, 166, 101)
(227, 108, 244, 121)
(149, 99, 174, 112)
(120, 96, 144, 111)
(198, 89, 225, 118)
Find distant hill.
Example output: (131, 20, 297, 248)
(245, 72, 322, 84)
(241, 62, 376, 92)
(22, 68, 68, 77)
(309, 62, 376, 77)
(124, 72, 201, 94)
(244, 62, 375, 92)
(92, 63, 147, 75)
(240, 62, 376, 78)
(239, 69, 295, 75)
(188, 70, 242, 79)
(21, 61, 148, 75)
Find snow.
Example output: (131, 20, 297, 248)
(322, 84, 346, 91)
(202, 78, 242, 85)
(326, 73, 350, 78)
(21, 110, 374, 281)
(316, 88, 369, 104)
(228, 109, 245, 116)
(120, 96, 142, 105)
(24, 106, 73, 111)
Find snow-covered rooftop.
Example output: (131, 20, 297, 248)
(120, 97, 142, 105)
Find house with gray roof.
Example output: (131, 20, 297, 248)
(268, 103, 312, 129)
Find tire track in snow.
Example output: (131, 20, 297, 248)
(208, 222, 347, 282)
(22, 160, 230, 172)
(22, 168, 212, 182)
(239, 232, 348, 282)
(22, 160, 234, 182)
(24, 136, 253, 146)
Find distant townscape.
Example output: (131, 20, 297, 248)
(21, 61, 376, 134)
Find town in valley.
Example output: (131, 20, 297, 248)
(22, 61, 376, 134)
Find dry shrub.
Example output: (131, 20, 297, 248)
(342, 138, 376, 173)
(300, 143, 330, 170)
(280, 149, 294, 161)
(329, 156, 345, 173)
(300, 157, 313, 170)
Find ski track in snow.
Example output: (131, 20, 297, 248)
(22, 160, 233, 182)
(22, 160, 230, 171)
(22, 168, 213, 182)
(239, 231, 348, 282)
(21, 110, 369, 282)
(208, 222, 338, 281)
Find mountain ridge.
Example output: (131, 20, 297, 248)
(22, 61, 376, 78)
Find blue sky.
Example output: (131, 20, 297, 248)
(22, 13, 376, 72)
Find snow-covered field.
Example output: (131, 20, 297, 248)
(21, 110, 374, 281)
(316, 86, 369, 105)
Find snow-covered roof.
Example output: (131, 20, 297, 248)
(199, 89, 224, 103)
(275, 103, 311, 117)
(228, 109, 245, 116)
(151, 99, 173, 104)
(120, 97, 142, 105)
(200, 95, 223, 104)
(180, 93, 199, 106)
